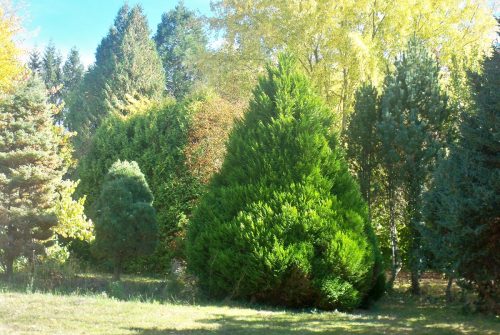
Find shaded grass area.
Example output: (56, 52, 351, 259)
(0, 274, 499, 334)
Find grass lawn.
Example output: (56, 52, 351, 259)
(0, 274, 498, 334)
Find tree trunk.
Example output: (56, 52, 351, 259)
(408, 182, 422, 296)
(5, 256, 14, 281)
(410, 269, 420, 295)
(387, 182, 401, 290)
(341, 68, 348, 131)
(367, 168, 372, 223)
(113, 258, 121, 281)
(446, 276, 453, 302)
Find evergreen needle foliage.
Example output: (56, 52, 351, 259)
(378, 38, 450, 294)
(0, 77, 69, 278)
(187, 54, 384, 310)
(424, 40, 500, 313)
(93, 160, 157, 281)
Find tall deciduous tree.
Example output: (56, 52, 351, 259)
(187, 55, 384, 310)
(154, 1, 207, 100)
(0, 77, 69, 279)
(379, 38, 450, 295)
(0, 3, 22, 93)
(207, 0, 496, 129)
(93, 160, 157, 281)
(65, 4, 165, 152)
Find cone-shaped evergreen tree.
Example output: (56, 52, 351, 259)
(154, 2, 207, 99)
(28, 48, 42, 75)
(379, 38, 450, 295)
(345, 84, 380, 220)
(62, 47, 84, 95)
(93, 160, 158, 281)
(424, 40, 499, 313)
(65, 5, 165, 152)
(0, 77, 69, 278)
(187, 55, 384, 310)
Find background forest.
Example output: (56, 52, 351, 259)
(0, 0, 499, 327)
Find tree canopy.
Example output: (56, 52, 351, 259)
(207, 0, 497, 129)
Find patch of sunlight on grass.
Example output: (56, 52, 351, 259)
(1, 274, 499, 335)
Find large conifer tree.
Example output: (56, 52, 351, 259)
(66, 5, 165, 151)
(379, 38, 450, 295)
(0, 77, 69, 278)
(154, 2, 207, 99)
(345, 84, 380, 221)
(62, 47, 84, 95)
(187, 55, 384, 310)
(424, 40, 499, 313)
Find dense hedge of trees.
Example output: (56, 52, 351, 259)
(77, 93, 242, 272)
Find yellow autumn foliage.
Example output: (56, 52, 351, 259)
(207, 0, 497, 129)
(0, 3, 22, 93)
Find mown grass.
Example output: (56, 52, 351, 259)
(0, 273, 498, 334)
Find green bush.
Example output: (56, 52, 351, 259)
(187, 55, 384, 310)
(92, 160, 158, 280)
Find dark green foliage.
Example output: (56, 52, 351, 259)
(41, 42, 63, 91)
(28, 48, 42, 75)
(62, 47, 84, 95)
(0, 77, 68, 278)
(424, 42, 499, 313)
(154, 2, 207, 100)
(378, 38, 450, 294)
(78, 101, 202, 273)
(345, 84, 380, 219)
(41, 42, 64, 117)
(187, 55, 384, 310)
(93, 160, 158, 280)
(65, 4, 165, 152)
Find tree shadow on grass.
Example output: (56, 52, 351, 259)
(126, 306, 490, 335)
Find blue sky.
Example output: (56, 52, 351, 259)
(17, 0, 212, 66)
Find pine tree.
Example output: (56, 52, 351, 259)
(0, 77, 69, 279)
(28, 48, 42, 75)
(104, 5, 165, 114)
(345, 84, 380, 221)
(380, 38, 450, 295)
(424, 39, 499, 313)
(62, 47, 84, 95)
(154, 1, 207, 99)
(41, 42, 64, 119)
(41, 42, 62, 91)
(66, 5, 165, 151)
(187, 55, 384, 310)
(93, 160, 157, 281)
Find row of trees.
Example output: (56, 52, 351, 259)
(345, 34, 499, 311)
(0, 0, 497, 312)
(346, 39, 451, 294)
